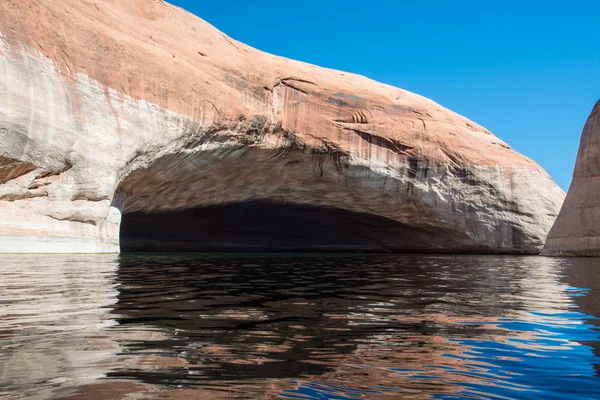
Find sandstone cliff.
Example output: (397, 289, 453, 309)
(0, 0, 564, 253)
(543, 100, 600, 256)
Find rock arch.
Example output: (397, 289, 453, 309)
(113, 137, 469, 253)
(0, 0, 564, 254)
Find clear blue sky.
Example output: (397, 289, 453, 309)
(171, 0, 599, 191)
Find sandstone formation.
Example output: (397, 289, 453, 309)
(543, 101, 600, 256)
(0, 0, 564, 254)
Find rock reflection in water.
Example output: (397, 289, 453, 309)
(0, 255, 599, 399)
(0, 255, 121, 399)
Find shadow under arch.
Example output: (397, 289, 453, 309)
(114, 145, 485, 254)
(120, 200, 467, 253)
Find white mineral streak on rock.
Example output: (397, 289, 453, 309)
(0, 40, 201, 252)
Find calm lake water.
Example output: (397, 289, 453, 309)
(1, 254, 599, 399)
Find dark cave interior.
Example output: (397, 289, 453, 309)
(120, 201, 463, 253)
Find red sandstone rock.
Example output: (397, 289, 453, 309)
(0, 0, 564, 253)
(543, 100, 600, 256)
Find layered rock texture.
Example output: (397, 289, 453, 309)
(543, 101, 600, 256)
(0, 0, 564, 254)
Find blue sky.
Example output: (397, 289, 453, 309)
(171, 0, 599, 191)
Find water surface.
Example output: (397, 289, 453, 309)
(1, 254, 599, 399)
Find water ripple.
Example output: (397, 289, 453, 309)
(0, 254, 599, 399)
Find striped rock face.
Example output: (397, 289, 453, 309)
(0, 0, 564, 254)
(543, 101, 600, 256)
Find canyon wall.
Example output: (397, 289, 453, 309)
(543, 101, 600, 256)
(0, 0, 564, 253)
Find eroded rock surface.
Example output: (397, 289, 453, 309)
(543, 101, 600, 256)
(0, 0, 564, 253)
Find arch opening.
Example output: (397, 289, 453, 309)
(113, 145, 479, 254)
(119, 200, 463, 253)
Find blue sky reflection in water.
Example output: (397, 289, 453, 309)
(0, 254, 599, 399)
